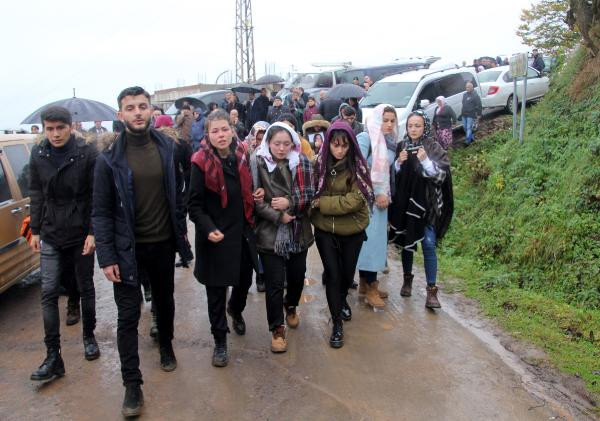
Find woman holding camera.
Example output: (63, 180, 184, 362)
(389, 111, 453, 308)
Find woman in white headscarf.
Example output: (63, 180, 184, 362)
(355, 104, 397, 308)
(432, 96, 457, 150)
(250, 122, 315, 353)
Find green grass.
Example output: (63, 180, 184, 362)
(436, 47, 600, 400)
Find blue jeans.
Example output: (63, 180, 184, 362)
(401, 225, 437, 286)
(463, 116, 475, 144)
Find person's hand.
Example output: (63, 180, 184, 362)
(280, 213, 296, 224)
(375, 194, 389, 209)
(103, 264, 121, 283)
(271, 197, 290, 211)
(311, 198, 320, 209)
(82, 235, 95, 255)
(398, 150, 408, 163)
(253, 188, 265, 204)
(208, 230, 225, 243)
(30, 234, 40, 253)
(417, 147, 428, 162)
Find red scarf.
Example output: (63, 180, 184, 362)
(191, 140, 254, 226)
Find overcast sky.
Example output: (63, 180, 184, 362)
(0, 0, 533, 130)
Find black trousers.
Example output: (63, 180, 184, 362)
(205, 241, 254, 340)
(261, 249, 308, 331)
(315, 229, 365, 321)
(113, 239, 175, 386)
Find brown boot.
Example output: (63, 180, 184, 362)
(270, 325, 287, 353)
(285, 306, 299, 329)
(358, 277, 367, 295)
(373, 281, 388, 299)
(425, 285, 441, 309)
(400, 273, 414, 297)
(365, 282, 385, 308)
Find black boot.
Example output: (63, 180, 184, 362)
(341, 299, 352, 322)
(329, 320, 344, 349)
(30, 347, 65, 381)
(226, 305, 246, 336)
(143, 286, 152, 303)
(401, 273, 414, 297)
(122, 384, 144, 418)
(66, 299, 80, 326)
(149, 313, 158, 340)
(212, 337, 228, 367)
(159, 342, 177, 372)
(256, 274, 266, 293)
(83, 335, 100, 361)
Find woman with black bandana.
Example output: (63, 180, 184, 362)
(389, 111, 453, 309)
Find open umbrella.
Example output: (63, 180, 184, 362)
(231, 83, 261, 94)
(21, 96, 117, 124)
(254, 74, 285, 85)
(326, 83, 366, 100)
(174, 96, 206, 110)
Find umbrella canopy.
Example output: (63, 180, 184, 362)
(254, 74, 285, 85)
(21, 97, 117, 124)
(231, 83, 261, 94)
(326, 83, 366, 100)
(174, 96, 206, 110)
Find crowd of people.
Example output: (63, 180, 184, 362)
(27, 84, 455, 417)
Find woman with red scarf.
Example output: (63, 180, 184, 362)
(188, 109, 261, 367)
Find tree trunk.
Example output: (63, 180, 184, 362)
(568, 0, 600, 56)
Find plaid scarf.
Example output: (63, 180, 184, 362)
(191, 139, 254, 226)
(273, 155, 314, 258)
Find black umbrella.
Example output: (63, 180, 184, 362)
(326, 83, 366, 100)
(21, 96, 117, 124)
(231, 83, 261, 94)
(174, 96, 206, 110)
(254, 74, 285, 85)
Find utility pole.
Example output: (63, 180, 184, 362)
(235, 0, 256, 83)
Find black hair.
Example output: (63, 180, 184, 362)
(112, 120, 125, 133)
(342, 106, 356, 117)
(40, 106, 72, 127)
(31, 125, 40, 130)
(152, 105, 165, 114)
(383, 105, 397, 116)
(329, 129, 357, 187)
(117, 86, 151, 110)
(182, 105, 191, 110)
(205, 109, 232, 132)
(277, 113, 297, 128)
(265, 125, 292, 144)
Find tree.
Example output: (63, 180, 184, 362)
(517, 0, 581, 55)
(567, 0, 600, 56)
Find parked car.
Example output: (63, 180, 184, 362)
(479, 65, 549, 113)
(0, 134, 39, 293)
(359, 65, 482, 139)
(165, 90, 250, 115)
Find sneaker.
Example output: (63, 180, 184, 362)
(159, 342, 177, 372)
(270, 325, 287, 353)
(122, 384, 144, 418)
(212, 340, 228, 367)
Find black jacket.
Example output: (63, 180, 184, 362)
(461, 91, 482, 119)
(532, 55, 545, 73)
(319, 98, 343, 122)
(266, 105, 290, 124)
(29, 136, 97, 248)
(433, 105, 457, 130)
(92, 129, 186, 286)
(248, 96, 271, 126)
(188, 148, 258, 287)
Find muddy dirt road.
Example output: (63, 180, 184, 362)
(0, 222, 573, 420)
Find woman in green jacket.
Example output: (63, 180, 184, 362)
(311, 120, 373, 348)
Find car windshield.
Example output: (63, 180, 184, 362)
(478, 71, 502, 83)
(284, 73, 320, 89)
(360, 82, 418, 108)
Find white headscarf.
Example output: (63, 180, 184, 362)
(366, 104, 397, 196)
(256, 122, 301, 173)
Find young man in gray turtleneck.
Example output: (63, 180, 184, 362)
(93, 86, 185, 418)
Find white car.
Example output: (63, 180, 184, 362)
(479, 65, 549, 113)
(360, 65, 482, 139)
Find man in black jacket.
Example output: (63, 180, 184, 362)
(318, 93, 343, 122)
(93, 86, 185, 418)
(29, 106, 100, 382)
(532, 49, 545, 74)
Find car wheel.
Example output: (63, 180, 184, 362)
(506, 95, 516, 114)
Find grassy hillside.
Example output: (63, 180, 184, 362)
(439, 47, 600, 399)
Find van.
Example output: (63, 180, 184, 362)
(359, 66, 482, 139)
(0, 134, 39, 293)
